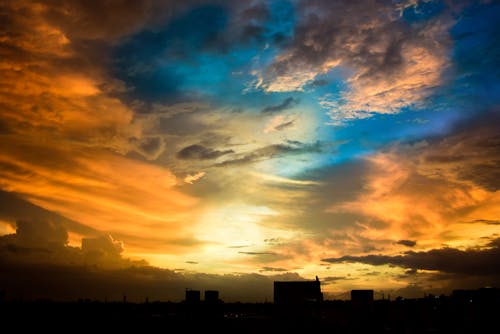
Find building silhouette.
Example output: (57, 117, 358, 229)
(185, 289, 200, 303)
(274, 276, 323, 305)
(204, 290, 219, 303)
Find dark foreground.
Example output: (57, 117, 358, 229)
(1, 291, 498, 333)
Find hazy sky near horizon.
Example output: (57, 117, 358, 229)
(0, 0, 499, 301)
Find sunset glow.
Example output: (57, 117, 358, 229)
(0, 0, 499, 301)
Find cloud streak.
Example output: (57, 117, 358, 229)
(215, 141, 322, 167)
(177, 144, 234, 160)
(261, 97, 299, 113)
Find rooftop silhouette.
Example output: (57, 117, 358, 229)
(274, 276, 323, 305)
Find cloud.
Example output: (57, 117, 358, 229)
(397, 240, 417, 247)
(215, 141, 322, 167)
(0, 138, 198, 256)
(0, 217, 138, 269)
(468, 220, 500, 226)
(259, 266, 287, 272)
(0, 190, 97, 236)
(264, 115, 296, 133)
(238, 251, 277, 256)
(252, 0, 452, 122)
(261, 97, 299, 113)
(41, 0, 205, 41)
(322, 276, 354, 284)
(328, 110, 500, 247)
(177, 144, 234, 160)
(184, 171, 206, 184)
(15, 220, 68, 248)
(82, 235, 123, 257)
(130, 136, 166, 160)
(322, 238, 500, 276)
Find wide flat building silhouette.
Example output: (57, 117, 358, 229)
(274, 276, 323, 305)
(351, 290, 374, 304)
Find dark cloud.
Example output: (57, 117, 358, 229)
(0, 218, 137, 269)
(185, 261, 198, 264)
(264, 238, 284, 245)
(15, 220, 68, 247)
(268, 1, 412, 76)
(397, 239, 417, 247)
(322, 238, 500, 276)
(215, 141, 322, 167)
(238, 251, 277, 256)
(274, 119, 295, 131)
(177, 144, 234, 160)
(43, 0, 206, 41)
(261, 97, 299, 113)
(468, 219, 500, 225)
(0, 190, 97, 236)
(309, 79, 328, 88)
(420, 109, 500, 191)
(238, 2, 269, 22)
(259, 266, 287, 272)
(323, 276, 352, 282)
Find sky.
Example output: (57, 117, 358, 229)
(0, 0, 499, 302)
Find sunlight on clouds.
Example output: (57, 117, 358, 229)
(184, 171, 206, 184)
(339, 45, 448, 114)
(254, 1, 452, 124)
(254, 56, 340, 93)
(263, 69, 318, 92)
(0, 220, 15, 236)
(0, 139, 198, 255)
(0, 0, 498, 300)
(264, 115, 295, 133)
(179, 203, 299, 273)
(251, 172, 321, 186)
(196, 203, 278, 247)
(328, 149, 500, 251)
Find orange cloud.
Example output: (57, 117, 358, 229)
(0, 2, 199, 258)
(328, 141, 500, 251)
(0, 138, 198, 253)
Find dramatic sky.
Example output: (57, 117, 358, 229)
(1, 0, 499, 301)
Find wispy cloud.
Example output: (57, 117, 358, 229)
(261, 97, 299, 113)
(215, 141, 322, 167)
(177, 144, 234, 160)
(184, 171, 206, 184)
(264, 115, 296, 133)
